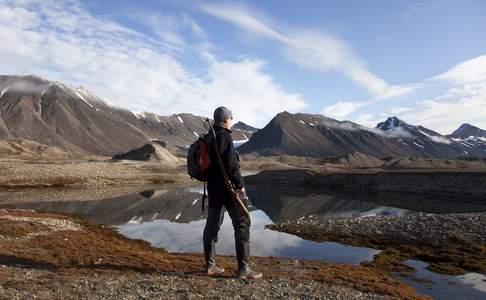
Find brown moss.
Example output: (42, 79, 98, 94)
(0, 209, 428, 300)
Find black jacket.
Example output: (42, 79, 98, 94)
(207, 124, 244, 189)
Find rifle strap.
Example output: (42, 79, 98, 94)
(210, 123, 234, 189)
(207, 120, 249, 216)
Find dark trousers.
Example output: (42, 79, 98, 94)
(203, 184, 251, 270)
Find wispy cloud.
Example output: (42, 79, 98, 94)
(432, 55, 486, 84)
(127, 11, 208, 49)
(403, 1, 439, 20)
(201, 3, 402, 96)
(321, 83, 420, 119)
(394, 55, 486, 134)
(322, 101, 367, 119)
(0, 0, 306, 127)
(390, 107, 414, 114)
(200, 3, 420, 121)
(343, 54, 486, 134)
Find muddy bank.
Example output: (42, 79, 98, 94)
(267, 213, 486, 275)
(245, 169, 486, 201)
(0, 209, 427, 299)
(0, 185, 193, 205)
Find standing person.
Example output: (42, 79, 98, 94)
(203, 106, 262, 279)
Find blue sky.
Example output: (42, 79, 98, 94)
(1, 0, 486, 133)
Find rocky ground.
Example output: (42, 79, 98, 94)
(0, 265, 392, 300)
(0, 158, 192, 189)
(0, 209, 427, 300)
(268, 213, 486, 275)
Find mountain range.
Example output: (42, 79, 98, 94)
(238, 112, 486, 158)
(0, 75, 257, 156)
(1, 75, 485, 159)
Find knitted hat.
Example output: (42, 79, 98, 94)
(213, 106, 233, 124)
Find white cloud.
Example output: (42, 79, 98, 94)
(389, 107, 414, 114)
(200, 3, 286, 42)
(402, 90, 486, 134)
(400, 55, 486, 134)
(203, 59, 306, 124)
(0, 0, 306, 127)
(353, 114, 378, 128)
(201, 3, 393, 96)
(322, 83, 420, 119)
(200, 3, 422, 119)
(322, 101, 367, 119)
(432, 55, 486, 84)
(129, 11, 208, 48)
(376, 84, 421, 99)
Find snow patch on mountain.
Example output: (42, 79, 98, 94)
(74, 90, 100, 112)
(40, 84, 52, 97)
(234, 139, 249, 148)
(412, 141, 424, 148)
(418, 129, 451, 144)
(0, 86, 8, 98)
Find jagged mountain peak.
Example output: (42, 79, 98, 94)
(376, 116, 411, 131)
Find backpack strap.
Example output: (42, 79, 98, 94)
(202, 182, 207, 212)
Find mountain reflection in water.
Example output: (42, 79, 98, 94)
(3, 183, 486, 262)
(0, 184, 417, 226)
(0, 184, 420, 263)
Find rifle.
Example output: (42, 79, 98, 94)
(207, 119, 250, 217)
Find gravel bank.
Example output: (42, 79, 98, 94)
(268, 213, 486, 275)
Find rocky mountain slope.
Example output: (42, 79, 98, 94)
(239, 112, 486, 158)
(0, 75, 254, 156)
(0, 138, 78, 159)
(445, 123, 486, 157)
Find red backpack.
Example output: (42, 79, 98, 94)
(187, 133, 212, 182)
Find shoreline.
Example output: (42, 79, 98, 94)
(0, 158, 195, 189)
(245, 169, 486, 201)
(0, 208, 427, 299)
(267, 212, 486, 276)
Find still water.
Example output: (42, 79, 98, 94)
(1, 183, 485, 299)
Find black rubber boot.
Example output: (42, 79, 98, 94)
(203, 206, 225, 275)
(203, 240, 224, 275)
(235, 235, 262, 279)
(237, 263, 263, 279)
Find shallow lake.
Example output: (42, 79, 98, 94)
(1, 183, 485, 299)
